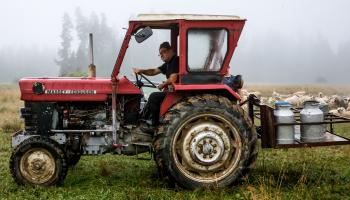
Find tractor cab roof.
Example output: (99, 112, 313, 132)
(128, 14, 246, 29)
(131, 14, 244, 22)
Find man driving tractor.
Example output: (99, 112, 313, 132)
(132, 41, 179, 133)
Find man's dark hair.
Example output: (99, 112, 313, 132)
(159, 42, 171, 50)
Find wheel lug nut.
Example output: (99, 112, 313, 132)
(209, 155, 213, 158)
(213, 144, 217, 147)
(213, 150, 217, 154)
(209, 139, 213, 143)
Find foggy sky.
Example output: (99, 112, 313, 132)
(1, 0, 350, 84)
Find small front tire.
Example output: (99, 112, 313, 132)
(9, 136, 68, 186)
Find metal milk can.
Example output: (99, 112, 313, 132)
(274, 102, 295, 144)
(300, 101, 325, 142)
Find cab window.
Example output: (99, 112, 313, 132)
(187, 29, 228, 72)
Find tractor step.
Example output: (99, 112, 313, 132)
(133, 142, 153, 160)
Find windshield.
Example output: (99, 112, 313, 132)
(120, 29, 170, 82)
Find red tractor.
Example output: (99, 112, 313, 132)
(10, 14, 350, 189)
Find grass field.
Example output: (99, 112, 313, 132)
(0, 84, 349, 200)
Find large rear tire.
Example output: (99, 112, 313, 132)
(9, 136, 68, 186)
(153, 94, 257, 189)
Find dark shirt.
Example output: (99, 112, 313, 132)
(158, 55, 179, 79)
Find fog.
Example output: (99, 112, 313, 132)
(1, 0, 349, 84)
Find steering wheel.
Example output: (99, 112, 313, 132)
(135, 73, 158, 89)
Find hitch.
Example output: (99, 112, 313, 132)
(239, 94, 260, 107)
(240, 94, 261, 125)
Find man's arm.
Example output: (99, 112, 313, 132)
(158, 73, 178, 90)
(133, 67, 161, 76)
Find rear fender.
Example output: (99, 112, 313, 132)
(160, 92, 183, 117)
(159, 84, 241, 117)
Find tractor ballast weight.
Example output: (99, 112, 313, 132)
(9, 14, 350, 189)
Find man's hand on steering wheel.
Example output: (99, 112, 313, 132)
(132, 67, 142, 75)
(132, 67, 159, 90)
(158, 83, 166, 90)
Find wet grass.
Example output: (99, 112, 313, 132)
(0, 84, 350, 199)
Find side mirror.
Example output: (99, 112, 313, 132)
(134, 26, 153, 43)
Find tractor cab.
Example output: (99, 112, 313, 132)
(109, 14, 245, 122)
(113, 14, 245, 95)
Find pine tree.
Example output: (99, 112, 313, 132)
(96, 13, 119, 76)
(55, 13, 74, 76)
(75, 7, 89, 71)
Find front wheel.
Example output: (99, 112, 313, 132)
(9, 137, 68, 186)
(153, 94, 257, 189)
(66, 152, 81, 166)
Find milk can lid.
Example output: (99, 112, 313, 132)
(275, 101, 290, 105)
(303, 100, 320, 107)
(274, 101, 292, 109)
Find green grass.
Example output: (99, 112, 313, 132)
(0, 85, 350, 199)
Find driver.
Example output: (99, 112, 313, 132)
(133, 42, 179, 134)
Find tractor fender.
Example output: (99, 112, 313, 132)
(159, 84, 241, 117)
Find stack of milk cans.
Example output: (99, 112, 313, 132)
(274, 101, 327, 144)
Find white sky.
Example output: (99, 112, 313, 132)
(1, 0, 349, 51)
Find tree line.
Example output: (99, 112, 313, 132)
(55, 8, 120, 76)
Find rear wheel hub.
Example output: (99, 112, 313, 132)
(189, 127, 225, 166)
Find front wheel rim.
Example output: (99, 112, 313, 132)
(19, 148, 57, 184)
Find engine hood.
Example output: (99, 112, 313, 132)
(19, 76, 141, 102)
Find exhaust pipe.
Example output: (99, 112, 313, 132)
(88, 33, 96, 78)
